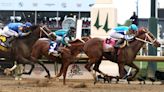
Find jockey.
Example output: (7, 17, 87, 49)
(55, 27, 76, 47)
(108, 24, 138, 48)
(1, 22, 32, 47)
(48, 35, 61, 57)
(62, 27, 76, 47)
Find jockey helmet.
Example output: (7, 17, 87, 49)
(129, 24, 138, 31)
(23, 22, 32, 27)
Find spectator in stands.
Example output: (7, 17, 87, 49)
(130, 12, 138, 26)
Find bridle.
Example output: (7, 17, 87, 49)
(135, 29, 157, 45)
(39, 26, 54, 38)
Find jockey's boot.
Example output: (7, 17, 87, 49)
(114, 38, 124, 48)
(4, 36, 16, 47)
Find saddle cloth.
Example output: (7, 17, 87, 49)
(0, 35, 8, 51)
(103, 38, 116, 52)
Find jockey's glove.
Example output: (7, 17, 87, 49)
(67, 43, 71, 47)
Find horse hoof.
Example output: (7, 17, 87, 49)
(51, 77, 60, 81)
(115, 82, 118, 84)
(128, 81, 131, 84)
(127, 78, 133, 81)
(44, 75, 51, 79)
(22, 72, 29, 75)
(94, 81, 97, 85)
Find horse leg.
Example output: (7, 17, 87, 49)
(117, 63, 126, 80)
(22, 63, 35, 75)
(127, 63, 139, 81)
(85, 58, 100, 84)
(38, 61, 51, 79)
(62, 62, 71, 85)
(93, 57, 107, 76)
(17, 57, 35, 75)
(85, 61, 94, 72)
(55, 62, 64, 78)
(94, 58, 117, 84)
(92, 58, 104, 84)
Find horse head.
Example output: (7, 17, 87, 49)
(135, 27, 161, 47)
(28, 25, 55, 39)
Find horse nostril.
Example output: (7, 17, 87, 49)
(159, 44, 161, 47)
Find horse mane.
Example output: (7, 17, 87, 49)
(59, 47, 71, 55)
(137, 27, 148, 35)
(69, 39, 85, 44)
(67, 39, 85, 56)
(30, 25, 39, 31)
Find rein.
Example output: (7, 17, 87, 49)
(39, 26, 53, 38)
(135, 32, 157, 45)
(78, 39, 85, 43)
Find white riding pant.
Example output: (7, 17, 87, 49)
(56, 35, 62, 41)
(108, 29, 124, 40)
(64, 37, 70, 44)
(1, 26, 19, 37)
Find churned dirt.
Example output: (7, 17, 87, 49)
(0, 76, 164, 92)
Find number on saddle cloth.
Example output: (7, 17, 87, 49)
(104, 38, 116, 47)
(103, 38, 116, 52)
(49, 41, 60, 53)
(0, 35, 8, 51)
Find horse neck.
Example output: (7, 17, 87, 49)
(21, 33, 41, 47)
(130, 39, 145, 55)
(70, 43, 84, 56)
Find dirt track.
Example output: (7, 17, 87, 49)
(0, 77, 164, 92)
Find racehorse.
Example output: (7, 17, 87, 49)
(83, 27, 161, 82)
(30, 38, 85, 85)
(1, 25, 55, 75)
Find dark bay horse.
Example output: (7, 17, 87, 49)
(83, 27, 161, 82)
(1, 25, 55, 75)
(30, 38, 85, 84)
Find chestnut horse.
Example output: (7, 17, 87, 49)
(2, 25, 55, 75)
(83, 27, 161, 82)
(30, 38, 85, 85)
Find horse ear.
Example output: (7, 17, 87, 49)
(138, 27, 145, 33)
